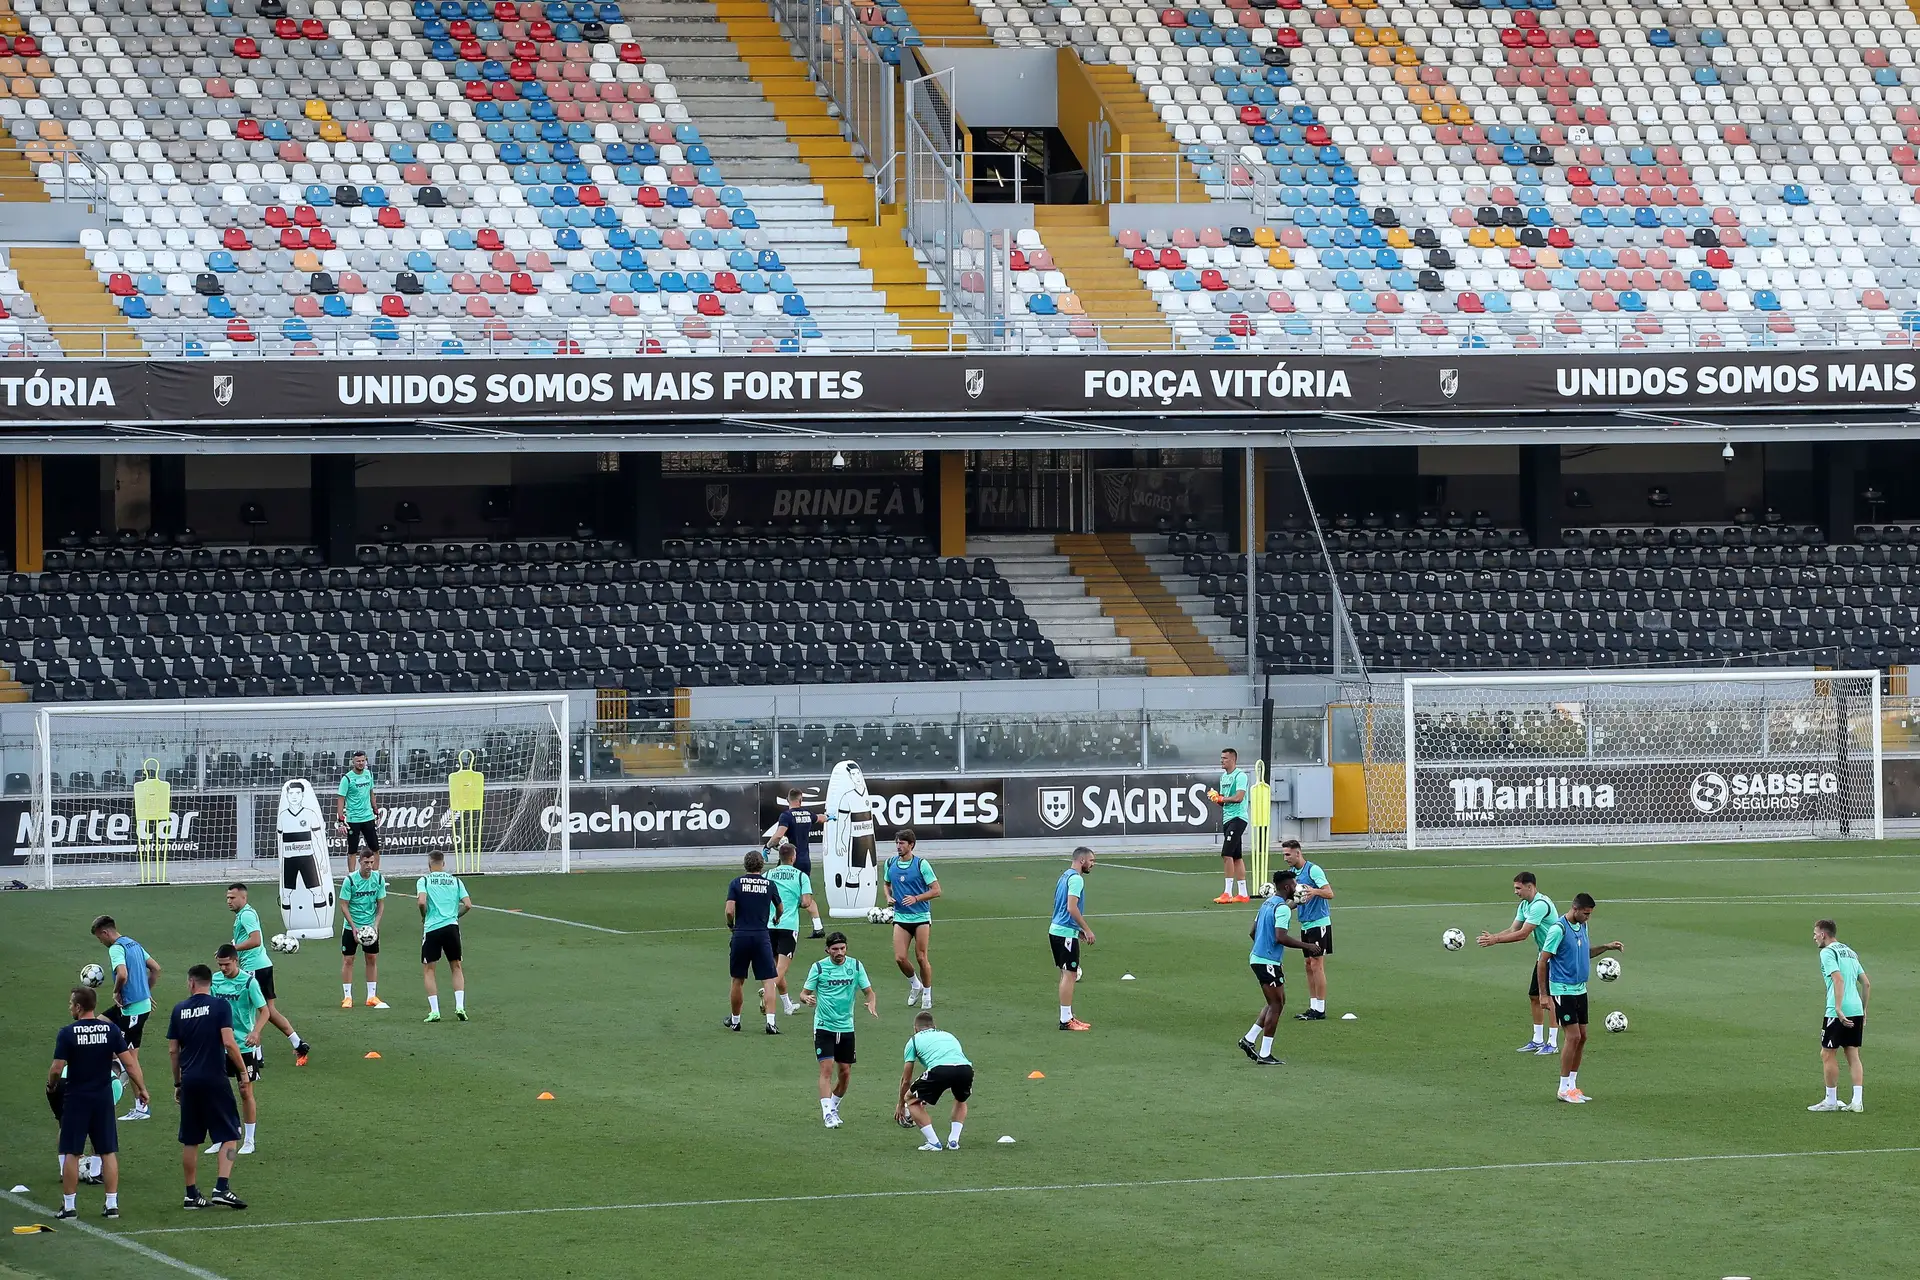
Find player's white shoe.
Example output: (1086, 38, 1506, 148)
(204, 1142, 223, 1154)
(1846, 1100, 1865, 1113)
(824, 1112, 843, 1129)
(237, 1141, 255, 1156)
(1556, 1088, 1589, 1104)
(907, 979, 923, 1007)
(920, 989, 933, 1011)
(946, 1139, 960, 1150)
(1807, 1098, 1846, 1112)
(917, 1142, 944, 1152)
(1516, 1040, 1544, 1053)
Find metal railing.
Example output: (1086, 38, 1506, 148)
(13, 313, 1919, 358)
(903, 107, 1007, 341)
(765, 0, 896, 202)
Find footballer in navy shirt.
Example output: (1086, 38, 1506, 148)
(724, 849, 782, 1034)
(48, 984, 149, 1219)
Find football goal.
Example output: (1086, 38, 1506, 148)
(1342, 670, 1883, 849)
(24, 694, 571, 888)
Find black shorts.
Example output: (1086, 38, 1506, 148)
(177, 1078, 242, 1147)
(792, 851, 812, 876)
(1552, 992, 1589, 1026)
(729, 932, 775, 981)
(1528, 966, 1541, 1000)
(1049, 933, 1080, 971)
(1221, 817, 1248, 859)
(57, 1091, 117, 1157)
(813, 1029, 856, 1064)
(1251, 962, 1284, 988)
(251, 966, 277, 1002)
(104, 1005, 147, 1049)
(422, 924, 463, 965)
(346, 819, 380, 855)
(1301, 924, 1332, 956)
(893, 918, 928, 938)
(1821, 1015, 1865, 1050)
(770, 929, 796, 958)
(226, 1047, 264, 1082)
(911, 1063, 974, 1105)
(341, 925, 380, 956)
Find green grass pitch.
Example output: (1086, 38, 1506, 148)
(2, 842, 1917, 1280)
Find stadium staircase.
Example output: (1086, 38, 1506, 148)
(6, 248, 145, 356)
(0, 666, 27, 702)
(1079, 62, 1197, 203)
(707, 0, 956, 343)
(899, 0, 993, 44)
(1057, 533, 1227, 676)
(635, 0, 909, 343)
(1031, 205, 1170, 347)
(0, 139, 46, 203)
(1136, 534, 1244, 673)
(967, 533, 1143, 675)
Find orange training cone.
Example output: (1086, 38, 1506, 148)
(536, 1092, 554, 1100)
(1027, 1071, 1045, 1079)
(363, 1051, 381, 1059)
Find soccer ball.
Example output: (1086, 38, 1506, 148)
(1604, 1011, 1629, 1033)
(1441, 928, 1466, 951)
(1595, 956, 1621, 982)
(1257, 882, 1277, 899)
(879, 907, 895, 925)
(355, 925, 378, 947)
(79, 962, 105, 988)
(897, 1110, 917, 1128)
(270, 933, 300, 954)
(866, 908, 883, 925)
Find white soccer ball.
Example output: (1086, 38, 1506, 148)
(879, 907, 895, 925)
(356, 925, 378, 947)
(79, 962, 105, 988)
(866, 908, 883, 925)
(1604, 1010, 1629, 1033)
(1596, 956, 1621, 982)
(1442, 928, 1466, 951)
(270, 933, 300, 954)
(1257, 882, 1277, 899)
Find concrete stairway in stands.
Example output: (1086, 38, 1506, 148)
(1032, 205, 1171, 348)
(7, 247, 144, 356)
(1135, 534, 1247, 674)
(1057, 533, 1229, 676)
(1080, 62, 1204, 202)
(969, 534, 1144, 675)
(900, 0, 994, 42)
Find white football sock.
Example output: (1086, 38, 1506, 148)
(454, 990, 465, 1012)
(820, 1097, 835, 1118)
(244, 1122, 256, 1144)
(1060, 1006, 1073, 1022)
(1546, 1028, 1559, 1048)
(1310, 998, 1325, 1013)
(1531, 1023, 1545, 1043)
(104, 1192, 117, 1209)
(1567, 1072, 1577, 1090)
(367, 982, 377, 999)
(1224, 877, 1234, 895)
(1852, 1086, 1863, 1106)
(765, 1012, 777, 1029)
(811, 916, 823, 932)
(1258, 1035, 1273, 1057)
(1236, 880, 1248, 896)
(1559, 1075, 1570, 1092)
(63, 1193, 76, 1212)
(1245, 1022, 1263, 1043)
(920, 1125, 939, 1145)
(343, 983, 352, 1000)
(428, 995, 440, 1014)
(781, 995, 798, 1015)
(949, 1122, 963, 1143)
(1825, 1086, 1839, 1103)
(921, 988, 932, 1003)
(283, 1024, 300, 1043)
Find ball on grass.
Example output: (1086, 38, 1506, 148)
(1441, 928, 1466, 951)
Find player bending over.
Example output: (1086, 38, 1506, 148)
(883, 829, 940, 1010)
(768, 789, 826, 938)
(417, 851, 472, 1023)
(339, 850, 389, 1009)
(1239, 868, 1321, 1067)
(1049, 848, 1096, 1031)
(1536, 894, 1622, 1104)
(1477, 871, 1559, 1057)
(724, 850, 781, 1034)
(897, 1011, 973, 1152)
(766, 842, 819, 1017)
(89, 916, 159, 1120)
(1208, 748, 1251, 903)
(1809, 918, 1870, 1113)
(223, 884, 311, 1065)
(800, 932, 877, 1128)
(210, 945, 266, 1153)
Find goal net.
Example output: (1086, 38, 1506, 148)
(27, 695, 571, 888)
(1342, 671, 1882, 849)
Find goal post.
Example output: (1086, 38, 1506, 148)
(29, 694, 571, 888)
(1347, 670, 1883, 850)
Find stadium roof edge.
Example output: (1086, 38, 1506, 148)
(0, 408, 1914, 453)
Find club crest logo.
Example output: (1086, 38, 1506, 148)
(1038, 787, 1075, 831)
(705, 484, 730, 520)
(213, 374, 234, 407)
(1438, 368, 1459, 400)
(964, 368, 985, 399)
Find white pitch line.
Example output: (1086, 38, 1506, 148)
(1098, 852, 1920, 876)
(1, 1190, 231, 1279)
(1096, 862, 1192, 875)
(123, 1145, 1920, 1236)
(471, 905, 631, 934)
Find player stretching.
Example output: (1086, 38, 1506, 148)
(48, 985, 149, 1219)
(897, 1011, 973, 1152)
(768, 788, 826, 938)
(1809, 918, 1871, 1113)
(800, 931, 877, 1127)
(1281, 841, 1333, 1020)
(1208, 748, 1251, 902)
(89, 916, 159, 1120)
(224, 885, 311, 1065)
(1536, 894, 1623, 1104)
(1050, 847, 1096, 1031)
(1477, 872, 1559, 1056)
(1239, 867, 1321, 1066)
(884, 829, 940, 1009)
(337, 750, 381, 870)
(339, 849, 389, 1009)
(766, 843, 819, 1016)
(724, 850, 781, 1033)
(167, 965, 249, 1210)
(417, 850, 472, 1022)
(210, 945, 265, 1153)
